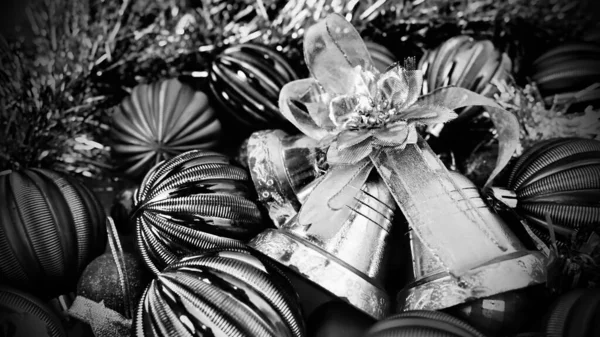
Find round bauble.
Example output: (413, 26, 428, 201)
(133, 248, 305, 337)
(77, 250, 149, 318)
(419, 35, 511, 122)
(531, 42, 600, 107)
(365, 41, 397, 73)
(544, 288, 600, 337)
(111, 78, 222, 178)
(0, 169, 107, 298)
(0, 285, 67, 337)
(209, 43, 298, 131)
(363, 310, 486, 337)
(506, 138, 600, 246)
(132, 150, 266, 273)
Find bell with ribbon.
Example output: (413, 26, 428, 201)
(399, 171, 546, 315)
(249, 170, 397, 320)
(250, 13, 547, 320)
(246, 130, 326, 227)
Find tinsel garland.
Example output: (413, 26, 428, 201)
(0, 0, 597, 178)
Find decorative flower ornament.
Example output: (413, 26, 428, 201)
(279, 14, 519, 236)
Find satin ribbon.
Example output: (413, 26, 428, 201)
(278, 14, 520, 276)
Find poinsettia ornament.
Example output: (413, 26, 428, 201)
(278, 14, 521, 276)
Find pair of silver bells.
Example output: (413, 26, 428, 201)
(245, 130, 547, 320)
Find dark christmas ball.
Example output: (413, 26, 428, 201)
(209, 43, 298, 132)
(363, 310, 486, 337)
(307, 301, 375, 337)
(544, 288, 600, 337)
(531, 42, 600, 108)
(133, 248, 305, 337)
(365, 41, 397, 73)
(0, 169, 107, 298)
(111, 78, 222, 178)
(133, 150, 266, 273)
(76, 251, 149, 318)
(419, 35, 511, 122)
(507, 138, 600, 246)
(0, 285, 67, 337)
(446, 288, 546, 336)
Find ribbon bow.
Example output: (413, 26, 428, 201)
(279, 14, 519, 233)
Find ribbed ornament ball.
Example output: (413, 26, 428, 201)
(363, 310, 486, 337)
(209, 43, 298, 131)
(531, 42, 600, 107)
(0, 286, 67, 337)
(133, 248, 306, 337)
(0, 169, 107, 297)
(507, 138, 600, 246)
(111, 78, 222, 178)
(419, 35, 511, 121)
(544, 288, 600, 337)
(132, 150, 266, 274)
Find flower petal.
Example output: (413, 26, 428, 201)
(303, 14, 376, 97)
(336, 129, 372, 149)
(328, 136, 373, 165)
(396, 104, 458, 125)
(372, 124, 417, 147)
(279, 78, 333, 141)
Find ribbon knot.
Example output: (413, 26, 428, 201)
(278, 13, 519, 231)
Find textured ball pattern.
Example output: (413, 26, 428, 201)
(133, 248, 305, 337)
(0, 169, 107, 297)
(209, 43, 298, 131)
(531, 42, 600, 106)
(133, 150, 266, 274)
(111, 78, 222, 177)
(508, 138, 600, 246)
(0, 285, 67, 337)
(363, 310, 486, 337)
(419, 35, 511, 121)
(544, 288, 600, 337)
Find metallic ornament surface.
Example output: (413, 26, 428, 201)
(134, 248, 305, 337)
(133, 150, 266, 274)
(0, 169, 107, 298)
(419, 35, 512, 128)
(111, 78, 222, 178)
(395, 169, 547, 312)
(363, 310, 486, 337)
(249, 171, 396, 320)
(0, 286, 68, 337)
(365, 41, 397, 73)
(209, 43, 299, 131)
(246, 129, 324, 227)
(544, 288, 600, 337)
(505, 138, 600, 246)
(532, 42, 600, 102)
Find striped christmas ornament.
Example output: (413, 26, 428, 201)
(0, 285, 67, 337)
(111, 78, 222, 178)
(134, 248, 306, 337)
(132, 150, 266, 274)
(505, 138, 600, 246)
(0, 169, 107, 298)
(209, 43, 298, 132)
